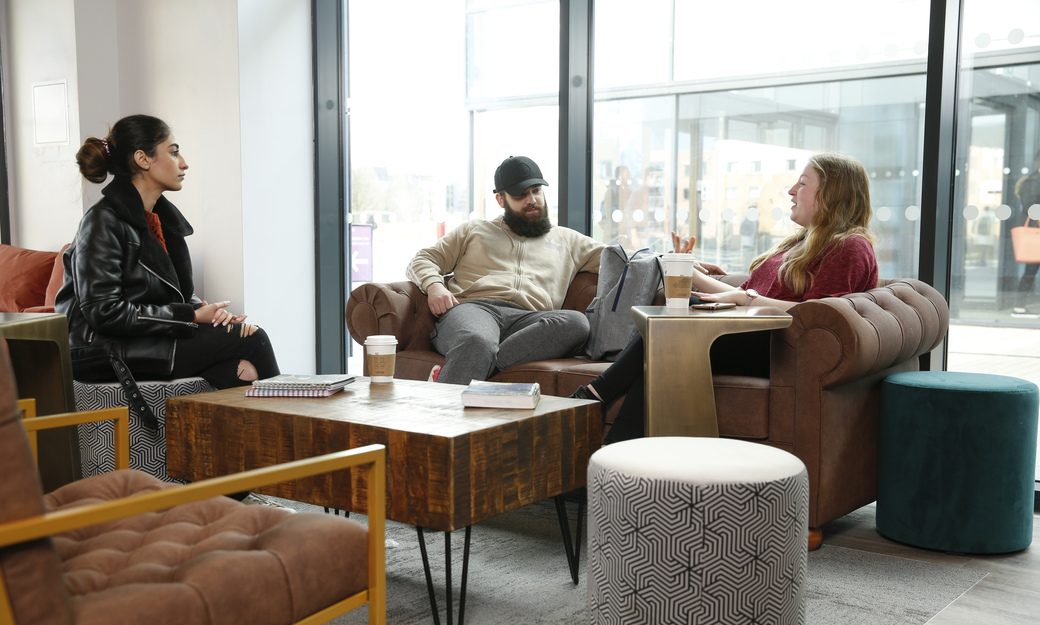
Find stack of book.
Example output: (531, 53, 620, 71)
(461, 381, 541, 409)
(246, 374, 356, 397)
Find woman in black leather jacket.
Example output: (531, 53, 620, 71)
(56, 114, 279, 389)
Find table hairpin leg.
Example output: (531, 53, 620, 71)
(554, 487, 586, 585)
(417, 525, 472, 625)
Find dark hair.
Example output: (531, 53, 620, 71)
(76, 114, 171, 184)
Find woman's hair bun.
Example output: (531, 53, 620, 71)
(76, 136, 110, 184)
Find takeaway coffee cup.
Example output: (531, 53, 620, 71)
(662, 253, 698, 309)
(365, 335, 397, 383)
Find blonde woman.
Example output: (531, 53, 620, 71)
(573, 152, 879, 443)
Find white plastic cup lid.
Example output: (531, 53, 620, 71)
(365, 334, 398, 346)
(662, 252, 697, 263)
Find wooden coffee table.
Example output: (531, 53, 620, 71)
(166, 377, 601, 624)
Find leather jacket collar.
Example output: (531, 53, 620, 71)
(101, 175, 194, 239)
(99, 175, 196, 299)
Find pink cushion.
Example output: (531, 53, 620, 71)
(45, 470, 370, 625)
(44, 244, 70, 308)
(0, 244, 58, 312)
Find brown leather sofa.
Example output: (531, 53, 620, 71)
(346, 273, 949, 546)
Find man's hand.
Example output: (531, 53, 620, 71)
(426, 283, 459, 316)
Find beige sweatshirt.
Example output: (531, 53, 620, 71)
(406, 216, 604, 312)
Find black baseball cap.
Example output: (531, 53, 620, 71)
(493, 156, 549, 196)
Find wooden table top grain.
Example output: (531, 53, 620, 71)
(165, 377, 602, 532)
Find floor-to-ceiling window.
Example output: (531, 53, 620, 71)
(347, 0, 560, 288)
(945, 0, 1040, 479)
(345, 0, 561, 367)
(590, 0, 929, 282)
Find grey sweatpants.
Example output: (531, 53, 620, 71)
(430, 299, 590, 385)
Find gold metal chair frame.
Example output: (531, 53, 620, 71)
(0, 402, 386, 625)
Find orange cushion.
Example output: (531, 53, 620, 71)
(0, 244, 59, 312)
(44, 244, 70, 308)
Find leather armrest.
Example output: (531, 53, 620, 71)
(346, 281, 436, 352)
(776, 279, 949, 389)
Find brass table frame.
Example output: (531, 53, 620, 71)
(631, 305, 793, 438)
(0, 312, 79, 489)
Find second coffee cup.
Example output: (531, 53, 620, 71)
(661, 253, 697, 309)
(364, 335, 398, 383)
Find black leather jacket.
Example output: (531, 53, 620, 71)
(55, 176, 201, 377)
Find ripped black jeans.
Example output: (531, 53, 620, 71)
(171, 323, 280, 389)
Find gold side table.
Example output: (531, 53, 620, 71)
(0, 312, 80, 489)
(631, 305, 793, 438)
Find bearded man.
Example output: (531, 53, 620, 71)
(406, 155, 605, 384)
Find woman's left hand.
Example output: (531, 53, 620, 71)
(693, 289, 746, 305)
(214, 309, 248, 327)
(198, 300, 248, 326)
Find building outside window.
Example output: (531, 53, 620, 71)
(347, 0, 559, 286)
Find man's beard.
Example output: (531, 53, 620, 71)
(503, 203, 552, 238)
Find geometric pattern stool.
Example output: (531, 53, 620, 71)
(588, 437, 809, 625)
(74, 377, 215, 483)
(877, 371, 1039, 554)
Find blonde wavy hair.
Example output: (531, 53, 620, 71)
(748, 153, 876, 296)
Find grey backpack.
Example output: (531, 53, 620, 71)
(584, 245, 663, 361)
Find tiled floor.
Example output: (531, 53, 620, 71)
(824, 505, 1040, 624)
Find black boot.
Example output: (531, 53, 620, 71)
(570, 385, 600, 402)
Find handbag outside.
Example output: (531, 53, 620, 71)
(1011, 218, 1040, 263)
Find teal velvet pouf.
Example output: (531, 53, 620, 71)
(876, 371, 1038, 553)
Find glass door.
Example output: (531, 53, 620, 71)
(947, 0, 1040, 480)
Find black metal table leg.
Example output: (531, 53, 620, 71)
(417, 525, 473, 625)
(554, 487, 586, 585)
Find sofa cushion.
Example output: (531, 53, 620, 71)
(0, 244, 59, 312)
(713, 374, 771, 439)
(491, 357, 611, 397)
(45, 470, 370, 625)
(45, 244, 70, 308)
(24, 244, 69, 314)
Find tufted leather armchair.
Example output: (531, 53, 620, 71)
(346, 273, 949, 547)
(0, 340, 387, 625)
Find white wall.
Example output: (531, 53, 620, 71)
(238, 0, 316, 373)
(5, 0, 84, 251)
(73, 0, 119, 212)
(3, 0, 318, 372)
(108, 0, 245, 306)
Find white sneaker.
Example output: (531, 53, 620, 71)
(241, 493, 297, 513)
(428, 365, 443, 382)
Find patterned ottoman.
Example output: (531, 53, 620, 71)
(588, 437, 808, 625)
(74, 377, 215, 483)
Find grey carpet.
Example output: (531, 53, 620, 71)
(268, 497, 987, 624)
